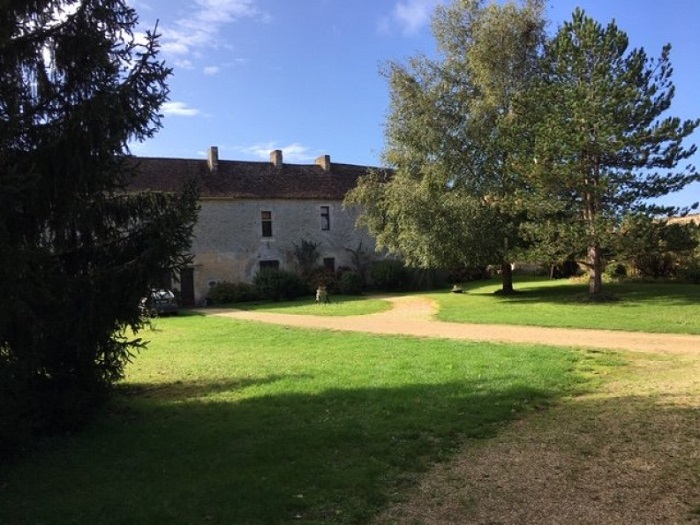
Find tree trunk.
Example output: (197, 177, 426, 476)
(501, 261, 514, 294)
(588, 244, 603, 296)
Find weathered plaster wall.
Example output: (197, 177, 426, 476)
(189, 199, 377, 303)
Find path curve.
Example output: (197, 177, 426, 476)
(203, 296, 700, 354)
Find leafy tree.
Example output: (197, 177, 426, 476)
(616, 215, 698, 279)
(347, 0, 545, 294)
(0, 0, 198, 448)
(518, 9, 699, 297)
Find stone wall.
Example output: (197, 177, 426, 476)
(188, 198, 378, 303)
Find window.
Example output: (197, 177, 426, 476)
(261, 210, 272, 237)
(320, 206, 330, 231)
(323, 257, 335, 273)
(259, 260, 280, 271)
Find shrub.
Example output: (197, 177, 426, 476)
(605, 263, 628, 280)
(447, 266, 490, 283)
(208, 281, 261, 304)
(680, 260, 700, 284)
(338, 271, 364, 295)
(253, 268, 309, 301)
(634, 252, 677, 279)
(549, 258, 581, 279)
(307, 268, 338, 294)
(291, 239, 320, 278)
(370, 259, 409, 292)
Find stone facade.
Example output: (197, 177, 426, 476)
(130, 148, 385, 305)
(191, 199, 373, 299)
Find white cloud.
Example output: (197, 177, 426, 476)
(238, 142, 316, 163)
(160, 0, 268, 58)
(381, 0, 443, 36)
(203, 65, 220, 75)
(161, 101, 201, 116)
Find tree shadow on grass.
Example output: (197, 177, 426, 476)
(374, 393, 700, 524)
(118, 374, 310, 401)
(466, 279, 700, 306)
(1, 378, 568, 524)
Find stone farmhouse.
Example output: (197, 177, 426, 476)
(130, 147, 383, 306)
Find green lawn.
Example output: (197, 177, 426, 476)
(229, 294, 392, 316)
(429, 278, 700, 334)
(0, 313, 610, 525)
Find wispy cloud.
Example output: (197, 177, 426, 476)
(380, 0, 442, 36)
(203, 65, 220, 75)
(237, 142, 316, 163)
(162, 101, 201, 116)
(160, 0, 268, 58)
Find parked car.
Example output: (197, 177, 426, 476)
(141, 289, 179, 317)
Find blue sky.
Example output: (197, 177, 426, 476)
(129, 0, 699, 208)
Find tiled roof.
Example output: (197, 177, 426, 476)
(127, 156, 384, 201)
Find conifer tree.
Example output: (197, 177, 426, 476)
(519, 9, 699, 297)
(0, 0, 198, 448)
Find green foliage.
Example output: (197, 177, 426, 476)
(346, 0, 546, 294)
(680, 260, 700, 284)
(0, 1, 197, 454)
(344, 240, 371, 286)
(617, 215, 699, 279)
(549, 257, 582, 279)
(207, 281, 261, 304)
(253, 268, 309, 301)
(291, 239, 320, 278)
(518, 8, 699, 295)
(370, 260, 410, 292)
(338, 271, 364, 295)
(605, 263, 628, 280)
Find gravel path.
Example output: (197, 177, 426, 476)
(204, 295, 700, 354)
(204, 296, 700, 523)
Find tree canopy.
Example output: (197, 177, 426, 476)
(347, 0, 546, 292)
(519, 8, 699, 295)
(350, 2, 698, 298)
(0, 0, 198, 452)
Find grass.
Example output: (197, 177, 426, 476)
(375, 348, 700, 523)
(0, 313, 608, 525)
(429, 278, 700, 334)
(227, 294, 391, 316)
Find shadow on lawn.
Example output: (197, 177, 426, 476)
(118, 374, 309, 400)
(1, 377, 568, 525)
(467, 280, 700, 306)
(374, 392, 700, 524)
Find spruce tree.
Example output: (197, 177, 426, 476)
(0, 0, 198, 449)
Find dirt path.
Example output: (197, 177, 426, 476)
(205, 295, 700, 354)
(204, 296, 700, 523)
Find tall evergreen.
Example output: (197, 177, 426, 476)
(0, 0, 198, 450)
(519, 9, 699, 296)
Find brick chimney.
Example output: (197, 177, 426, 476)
(207, 146, 219, 173)
(270, 149, 283, 169)
(315, 154, 331, 172)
